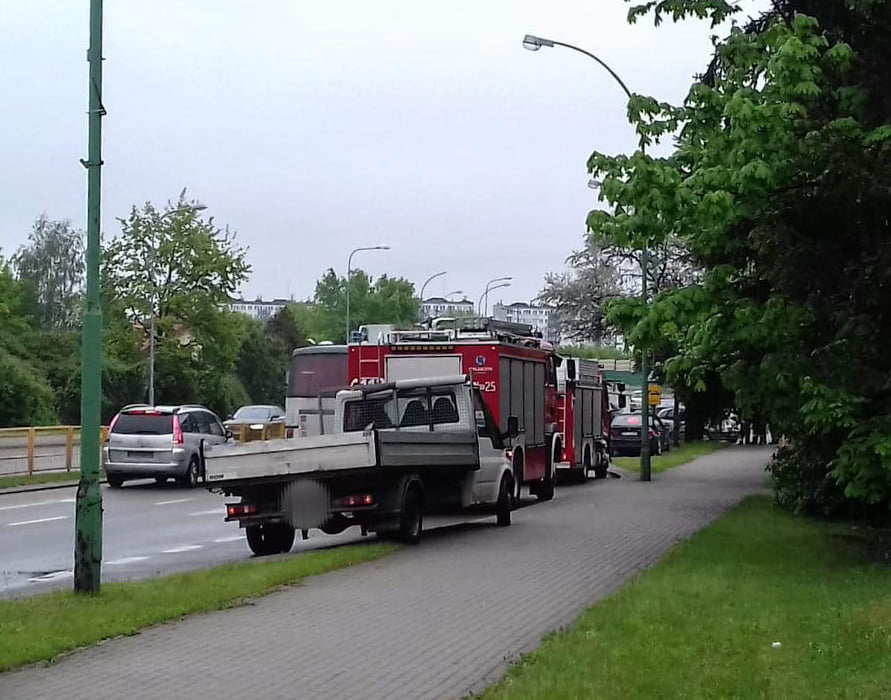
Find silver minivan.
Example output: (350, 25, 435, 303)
(103, 405, 230, 488)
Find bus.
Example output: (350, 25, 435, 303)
(286, 344, 349, 437)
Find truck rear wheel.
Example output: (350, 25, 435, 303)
(246, 523, 295, 556)
(537, 461, 555, 502)
(579, 450, 591, 484)
(396, 484, 423, 544)
(594, 448, 609, 479)
(496, 474, 513, 527)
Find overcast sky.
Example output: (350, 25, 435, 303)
(0, 0, 765, 306)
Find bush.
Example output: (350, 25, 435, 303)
(0, 350, 57, 427)
(768, 442, 853, 519)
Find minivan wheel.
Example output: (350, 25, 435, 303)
(178, 457, 199, 488)
(107, 474, 124, 489)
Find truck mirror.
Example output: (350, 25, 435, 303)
(619, 395, 627, 409)
(506, 416, 519, 439)
(566, 359, 576, 382)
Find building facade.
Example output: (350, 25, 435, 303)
(228, 297, 289, 320)
(420, 297, 475, 319)
(492, 301, 559, 343)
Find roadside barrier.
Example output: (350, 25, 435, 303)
(0, 426, 109, 477)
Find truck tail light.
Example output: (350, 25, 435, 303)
(226, 503, 258, 518)
(342, 494, 375, 507)
(172, 415, 184, 445)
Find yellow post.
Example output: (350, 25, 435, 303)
(66, 427, 75, 472)
(27, 428, 35, 475)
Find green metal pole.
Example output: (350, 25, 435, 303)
(640, 243, 651, 481)
(74, 0, 105, 594)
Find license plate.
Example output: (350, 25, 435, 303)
(622, 431, 637, 436)
(127, 451, 145, 459)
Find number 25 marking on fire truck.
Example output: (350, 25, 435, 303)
(474, 381, 496, 393)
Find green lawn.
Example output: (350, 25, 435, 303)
(0, 542, 396, 672)
(0, 470, 81, 490)
(613, 440, 725, 474)
(480, 496, 891, 699)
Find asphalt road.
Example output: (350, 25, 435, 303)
(0, 479, 529, 598)
(0, 480, 369, 597)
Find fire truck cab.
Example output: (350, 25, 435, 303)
(349, 317, 560, 501)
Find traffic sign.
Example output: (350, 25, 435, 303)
(648, 383, 662, 406)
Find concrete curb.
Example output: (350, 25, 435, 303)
(0, 478, 107, 496)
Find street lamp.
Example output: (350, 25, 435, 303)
(444, 290, 463, 299)
(479, 279, 512, 315)
(147, 203, 207, 406)
(346, 245, 389, 341)
(419, 271, 447, 321)
(523, 33, 652, 481)
(479, 276, 513, 316)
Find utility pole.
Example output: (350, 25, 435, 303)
(74, 0, 105, 594)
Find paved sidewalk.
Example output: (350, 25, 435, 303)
(0, 446, 772, 700)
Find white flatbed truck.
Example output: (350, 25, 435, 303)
(202, 375, 518, 555)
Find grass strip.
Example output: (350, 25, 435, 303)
(0, 471, 82, 490)
(613, 440, 725, 473)
(0, 542, 396, 672)
(480, 496, 891, 699)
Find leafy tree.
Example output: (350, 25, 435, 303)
(0, 253, 56, 426)
(309, 268, 418, 342)
(235, 318, 287, 408)
(538, 242, 622, 344)
(13, 215, 84, 329)
(102, 193, 251, 417)
(588, 0, 891, 514)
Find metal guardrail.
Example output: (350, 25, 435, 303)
(0, 426, 109, 477)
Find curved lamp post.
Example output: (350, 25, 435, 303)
(478, 277, 512, 315)
(148, 203, 207, 406)
(523, 33, 651, 481)
(346, 245, 389, 341)
(419, 271, 447, 321)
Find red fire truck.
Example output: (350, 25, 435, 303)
(348, 317, 560, 501)
(555, 357, 612, 482)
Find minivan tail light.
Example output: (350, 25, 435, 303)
(172, 415, 184, 445)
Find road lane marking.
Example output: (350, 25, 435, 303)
(8, 515, 69, 527)
(106, 556, 150, 566)
(28, 570, 73, 583)
(189, 509, 221, 517)
(0, 497, 75, 512)
(154, 497, 194, 506)
(162, 545, 203, 553)
(214, 535, 244, 543)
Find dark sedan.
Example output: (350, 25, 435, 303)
(609, 412, 670, 457)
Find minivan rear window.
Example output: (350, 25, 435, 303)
(112, 413, 174, 435)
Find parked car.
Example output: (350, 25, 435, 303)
(103, 404, 230, 488)
(609, 412, 670, 457)
(657, 405, 686, 443)
(224, 404, 287, 441)
(224, 404, 285, 429)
